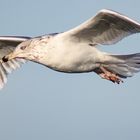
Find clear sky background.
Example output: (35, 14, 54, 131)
(0, 0, 140, 140)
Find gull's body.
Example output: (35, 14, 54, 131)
(1, 9, 140, 89)
(28, 34, 102, 73)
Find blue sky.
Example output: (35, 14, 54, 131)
(0, 0, 140, 140)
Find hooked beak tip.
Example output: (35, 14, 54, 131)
(2, 56, 9, 62)
(2, 53, 14, 63)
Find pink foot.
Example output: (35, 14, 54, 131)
(99, 66, 123, 84)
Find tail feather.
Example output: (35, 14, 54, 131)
(104, 53, 140, 78)
(0, 59, 26, 89)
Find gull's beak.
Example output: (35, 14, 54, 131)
(2, 53, 15, 63)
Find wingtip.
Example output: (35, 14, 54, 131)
(0, 79, 6, 90)
(98, 9, 140, 28)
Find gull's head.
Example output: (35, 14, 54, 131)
(2, 39, 40, 62)
(2, 36, 52, 64)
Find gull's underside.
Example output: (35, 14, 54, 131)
(0, 9, 140, 89)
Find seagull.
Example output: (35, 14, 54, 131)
(0, 9, 140, 89)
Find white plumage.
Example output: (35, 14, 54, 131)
(1, 9, 140, 89)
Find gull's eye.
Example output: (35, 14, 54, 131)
(20, 46, 26, 50)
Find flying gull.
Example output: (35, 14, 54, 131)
(1, 9, 140, 89)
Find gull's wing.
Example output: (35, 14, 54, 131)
(61, 9, 140, 45)
(0, 36, 31, 89)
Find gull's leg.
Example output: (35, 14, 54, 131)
(94, 66, 123, 84)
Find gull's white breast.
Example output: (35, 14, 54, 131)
(38, 35, 103, 73)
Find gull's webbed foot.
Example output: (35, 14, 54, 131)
(99, 72, 123, 84)
(94, 66, 123, 84)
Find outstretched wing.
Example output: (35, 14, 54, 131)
(0, 36, 31, 89)
(61, 9, 140, 45)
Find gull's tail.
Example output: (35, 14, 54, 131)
(103, 53, 140, 79)
(0, 59, 26, 89)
